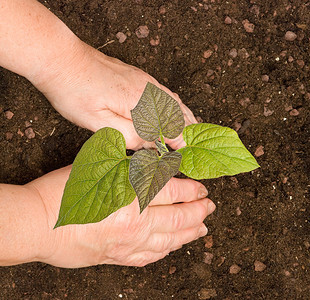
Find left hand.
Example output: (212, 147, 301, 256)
(34, 42, 197, 150)
(27, 166, 215, 268)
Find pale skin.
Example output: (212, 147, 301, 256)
(0, 0, 216, 268)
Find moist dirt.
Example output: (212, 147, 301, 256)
(0, 0, 309, 299)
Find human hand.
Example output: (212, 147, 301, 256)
(28, 166, 215, 268)
(33, 42, 197, 150)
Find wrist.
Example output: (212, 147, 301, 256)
(23, 184, 57, 264)
(29, 35, 87, 90)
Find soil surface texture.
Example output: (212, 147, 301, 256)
(0, 0, 309, 299)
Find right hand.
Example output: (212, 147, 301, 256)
(28, 166, 216, 268)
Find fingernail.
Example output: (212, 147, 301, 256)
(198, 186, 208, 199)
(199, 224, 208, 236)
(208, 201, 216, 213)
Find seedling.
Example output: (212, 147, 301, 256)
(54, 83, 259, 228)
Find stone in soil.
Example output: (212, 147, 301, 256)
(25, 127, 35, 139)
(204, 252, 214, 265)
(242, 19, 254, 33)
(150, 36, 160, 46)
(115, 32, 127, 43)
(198, 288, 217, 300)
(6, 132, 13, 140)
(254, 260, 266, 272)
(289, 109, 299, 116)
(203, 49, 213, 59)
(168, 266, 176, 274)
(135, 25, 149, 38)
(224, 16, 232, 24)
(229, 48, 237, 58)
(4, 110, 14, 120)
(204, 235, 213, 248)
(136, 56, 146, 65)
(229, 264, 241, 274)
(263, 107, 274, 117)
(284, 31, 297, 41)
(255, 145, 264, 157)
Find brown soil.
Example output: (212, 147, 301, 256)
(0, 0, 309, 299)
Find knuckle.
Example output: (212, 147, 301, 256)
(167, 181, 182, 204)
(171, 207, 186, 230)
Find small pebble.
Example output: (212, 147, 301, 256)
(285, 104, 293, 111)
(288, 56, 294, 63)
(229, 48, 238, 59)
(159, 5, 166, 14)
(204, 252, 214, 265)
(206, 69, 214, 77)
(224, 16, 232, 24)
(254, 260, 266, 272)
(135, 25, 149, 38)
(6, 132, 13, 140)
(289, 109, 299, 116)
(203, 49, 213, 59)
(284, 270, 291, 276)
(17, 129, 24, 137)
(236, 207, 242, 216)
(150, 36, 160, 46)
(242, 19, 255, 33)
(204, 235, 213, 248)
(136, 56, 146, 65)
(238, 48, 250, 59)
(227, 59, 233, 66)
(169, 266, 176, 274)
(198, 288, 217, 300)
(25, 127, 35, 139)
(284, 31, 297, 41)
(234, 121, 242, 131)
(296, 60, 305, 68)
(255, 145, 264, 157)
(25, 120, 32, 127)
(229, 264, 241, 274)
(115, 32, 127, 43)
(250, 5, 260, 16)
(4, 110, 14, 120)
(263, 107, 274, 117)
(239, 97, 251, 107)
(261, 74, 269, 82)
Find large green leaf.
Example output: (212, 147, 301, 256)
(131, 82, 185, 142)
(177, 123, 260, 179)
(54, 127, 136, 228)
(129, 149, 182, 212)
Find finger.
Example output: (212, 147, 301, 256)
(149, 177, 208, 206)
(89, 110, 154, 150)
(125, 250, 170, 267)
(147, 198, 216, 233)
(144, 224, 208, 253)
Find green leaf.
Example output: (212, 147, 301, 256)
(177, 123, 260, 179)
(54, 127, 136, 228)
(129, 149, 182, 212)
(155, 139, 169, 155)
(131, 82, 185, 142)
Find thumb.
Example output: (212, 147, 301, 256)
(88, 110, 154, 150)
(149, 177, 209, 206)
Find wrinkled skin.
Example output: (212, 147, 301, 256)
(28, 166, 215, 268)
